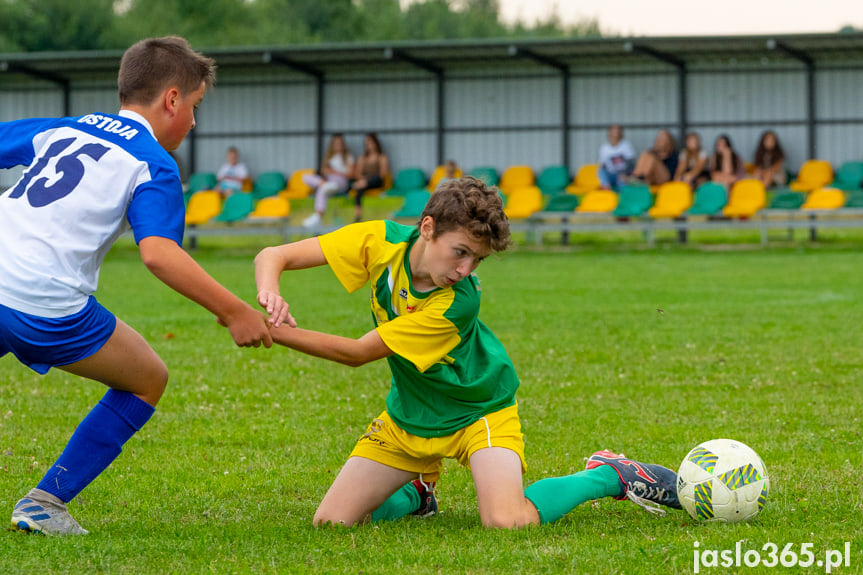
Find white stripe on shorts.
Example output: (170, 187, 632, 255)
(480, 416, 491, 448)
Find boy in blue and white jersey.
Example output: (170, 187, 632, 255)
(1, 36, 288, 535)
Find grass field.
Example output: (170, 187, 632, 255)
(1, 237, 861, 574)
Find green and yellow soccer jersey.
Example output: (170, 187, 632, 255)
(318, 220, 519, 437)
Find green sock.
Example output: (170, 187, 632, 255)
(524, 465, 623, 524)
(371, 482, 421, 522)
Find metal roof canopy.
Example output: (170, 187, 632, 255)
(2, 32, 862, 168)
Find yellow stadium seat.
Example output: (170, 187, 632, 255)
(280, 168, 315, 199)
(503, 186, 543, 219)
(250, 196, 291, 219)
(576, 190, 619, 213)
(185, 191, 222, 225)
(648, 182, 693, 218)
(427, 165, 463, 191)
(722, 179, 766, 218)
(789, 160, 833, 192)
(498, 166, 535, 196)
(566, 164, 601, 196)
(801, 187, 845, 210)
(744, 162, 755, 175)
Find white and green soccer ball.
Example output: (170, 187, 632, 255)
(676, 439, 769, 523)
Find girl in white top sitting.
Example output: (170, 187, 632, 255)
(303, 134, 355, 227)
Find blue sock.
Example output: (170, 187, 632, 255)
(37, 389, 155, 502)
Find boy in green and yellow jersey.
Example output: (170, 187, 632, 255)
(255, 177, 682, 527)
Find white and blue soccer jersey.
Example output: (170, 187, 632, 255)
(0, 110, 184, 318)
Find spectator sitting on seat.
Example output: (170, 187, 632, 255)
(674, 132, 709, 189)
(708, 134, 747, 188)
(597, 124, 636, 192)
(753, 130, 787, 189)
(627, 130, 677, 187)
(352, 133, 389, 223)
(215, 146, 249, 197)
(436, 160, 459, 190)
(303, 134, 355, 228)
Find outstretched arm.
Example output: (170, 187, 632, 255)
(139, 236, 273, 347)
(269, 324, 392, 367)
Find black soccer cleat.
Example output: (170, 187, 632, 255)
(586, 450, 682, 515)
(411, 478, 438, 518)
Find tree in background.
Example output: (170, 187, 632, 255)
(0, 0, 116, 52)
(0, 0, 605, 53)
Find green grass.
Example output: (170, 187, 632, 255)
(1, 240, 862, 574)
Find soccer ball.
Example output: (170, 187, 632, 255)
(676, 439, 769, 523)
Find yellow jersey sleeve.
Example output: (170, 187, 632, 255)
(318, 221, 387, 293)
(376, 307, 462, 373)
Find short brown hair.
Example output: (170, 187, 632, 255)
(118, 36, 216, 106)
(421, 176, 510, 252)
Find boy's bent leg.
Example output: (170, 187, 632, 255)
(314, 456, 417, 527)
(13, 320, 164, 533)
(470, 447, 540, 528)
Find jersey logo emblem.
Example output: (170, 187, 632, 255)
(399, 288, 408, 300)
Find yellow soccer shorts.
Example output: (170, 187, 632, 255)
(349, 403, 526, 483)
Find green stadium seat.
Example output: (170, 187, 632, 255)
(688, 182, 727, 215)
(543, 193, 579, 212)
(393, 189, 431, 219)
(251, 172, 287, 201)
(843, 190, 863, 208)
(535, 165, 570, 196)
(613, 183, 653, 217)
(769, 190, 806, 210)
(214, 193, 254, 223)
(387, 168, 427, 196)
(831, 161, 863, 192)
(469, 166, 499, 187)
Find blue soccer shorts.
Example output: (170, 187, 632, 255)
(0, 296, 117, 374)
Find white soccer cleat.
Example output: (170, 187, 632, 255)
(11, 488, 88, 535)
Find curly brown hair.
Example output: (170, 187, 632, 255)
(119, 36, 216, 106)
(420, 176, 510, 253)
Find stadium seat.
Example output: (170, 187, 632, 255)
(576, 190, 618, 213)
(723, 179, 766, 218)
(498, 166, 534, 196)
(503, 186, 543, 219)
(613, 184, 653, 217)
(384, 168, 426, 196)
(214, 193, 254, 223)
(187, 172, 217, 193)
(251, 172, 287, 201)
(280, 168, 314, 199)
(831, 161, 863, 192)
(648, 182, 693, 218)
(184, 191, 222, 225)
(249, 196, 291, 219)
(469, 166, 499, 187)
(352, 173, 393, 198)
(843, 190, 863, 208)
(801, 188, 845, 210)
(427, 165, 463, 191)
(185, 172, 217, 206)
(768, 190, 806, 210)
(543, 193, 579, 212)
(393, 189, 431, 219)
(789, 160, 833, 192)
(687, 182, 728, 216)
(566, 164, 601, 196)
(535, 165, 570, 196)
